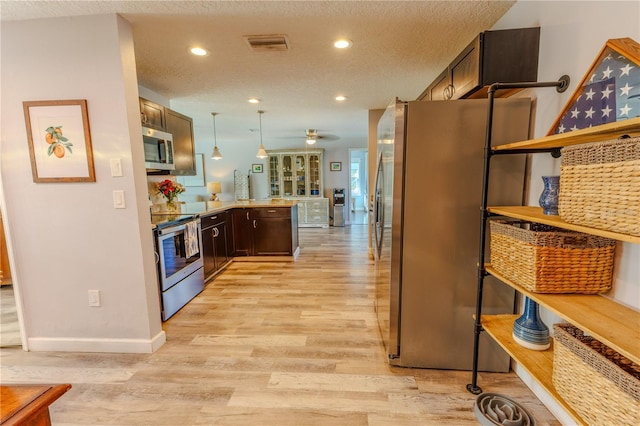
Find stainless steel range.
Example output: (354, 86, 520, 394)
(153, 214, 204, 321)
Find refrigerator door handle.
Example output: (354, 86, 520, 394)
(373, 152, 385, 261)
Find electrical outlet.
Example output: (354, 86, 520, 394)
(88, 290, 101, 307)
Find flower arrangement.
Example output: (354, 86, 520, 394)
(156, 179, 185, 203)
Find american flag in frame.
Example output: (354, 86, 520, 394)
(549, 38, 640, 135)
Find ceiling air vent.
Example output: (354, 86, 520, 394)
(245, 34, 289, 52)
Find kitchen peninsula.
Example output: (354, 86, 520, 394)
(152, 199, 298, 321)
(187, 199, 299, 259)
(154, 199, 300, 264)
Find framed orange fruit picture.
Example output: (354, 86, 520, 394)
(23, 99, 95, 183)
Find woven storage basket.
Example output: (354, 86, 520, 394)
(560, 137, 640, 236)
(553, 323, 640, 425)
(489, 220, 615, 293)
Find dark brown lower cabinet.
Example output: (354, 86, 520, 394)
(201, 211, 230, 280)
(230, 206, 298, 256)
(252, 207, 296, 255)
(231, 208, 253, 256)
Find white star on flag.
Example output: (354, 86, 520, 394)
(585, 88, 596, 100)
(620, 63, 634, 76)
(620, 104, 632, 116)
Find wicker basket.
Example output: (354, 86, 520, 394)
(560, 137, 640, 236)
(489, 220, 615, 293)
(553, 323, 640, 425)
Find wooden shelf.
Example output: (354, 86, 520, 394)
(485, 265, 640, 365)
(493, 117, 640, 152)
(487, 206, 640, 244)
(481, 315, 586, 425)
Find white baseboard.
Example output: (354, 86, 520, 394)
(27, 330, 166, 353)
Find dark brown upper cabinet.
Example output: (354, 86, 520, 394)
(140, 97, 196, 176)
(418, 27, 540, 101)
(140, 97, 165, 130)
(164, 108, 196, 176)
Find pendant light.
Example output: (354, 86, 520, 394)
(256, 110, 268, 159)
(211, 112, 223, 160)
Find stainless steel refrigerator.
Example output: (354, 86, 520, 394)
(373, 98, 532, 370)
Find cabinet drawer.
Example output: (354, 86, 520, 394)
(251, 207, 291, 218)
(307, 215, 328, 224)
(307, 207, 327, 215)
(307, 200, 328, 209)
(201, 212, 226, 229)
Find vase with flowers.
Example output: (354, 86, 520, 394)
(156, 179, 185, 213)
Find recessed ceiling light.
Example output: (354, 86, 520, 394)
(335, 95, 348, 101)
(334, 39, 352, 49)
(189, 46, 209, 56)
(248, 98, 261, 104)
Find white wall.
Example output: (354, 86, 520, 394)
(166, 104, 367, 221)
(493, 1, 640, 423)
(1, 14, 165, 352)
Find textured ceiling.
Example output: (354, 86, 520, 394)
(1, 1, 516, 148)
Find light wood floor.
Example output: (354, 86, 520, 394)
(0, 226, 559, 425)
(0, 285, 21, 347)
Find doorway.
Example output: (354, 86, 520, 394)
(0, 210, 20, 347)
(349, 149, 368, 225)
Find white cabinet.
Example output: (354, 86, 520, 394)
(268, 149, 323, 198)
(296, 198, 329, 228)
(267, 149, 329, 228)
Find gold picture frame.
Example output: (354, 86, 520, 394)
(23, 99, 95, 183)
(330, 161, 342, 171)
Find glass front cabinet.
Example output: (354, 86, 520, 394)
(267, 149, 328, 228)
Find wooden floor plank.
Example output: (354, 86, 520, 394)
(0, 226, 560, 425)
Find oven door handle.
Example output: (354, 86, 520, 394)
(159, 223, 186, 235)
(158, 218, 200, 236)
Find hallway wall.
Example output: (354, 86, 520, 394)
(1, 14, 164, 352)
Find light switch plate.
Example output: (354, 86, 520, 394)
(110, 158, 123, 177)
(113, 190, 125, 209)
(88, 290, 101, 307)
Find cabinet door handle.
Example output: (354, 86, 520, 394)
(246, 211, 250, 220)
(253, 220, 257, 228)
(443, 84, 454, 100)
(213, 228, 219, 238)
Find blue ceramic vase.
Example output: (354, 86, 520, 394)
(512, 297, 550, 350)
(539, 175, 560, 215)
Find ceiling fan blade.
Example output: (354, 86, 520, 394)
(317, 134, 339, 141)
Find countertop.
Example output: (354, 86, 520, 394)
(183, 199, 298, 216)
(151, 199, 297, 229)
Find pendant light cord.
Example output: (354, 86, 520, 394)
(212, 112, 218, 148)
(259, 110, 264, 144)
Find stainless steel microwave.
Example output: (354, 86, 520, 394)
(143, 127, 175, 171)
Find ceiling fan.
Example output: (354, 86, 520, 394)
(304, 129, 339, 145)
